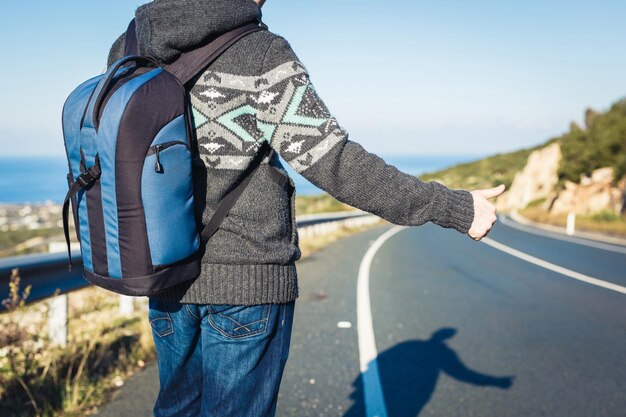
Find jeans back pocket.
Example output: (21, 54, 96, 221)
(207, 304, 271, 339)
(148, 298, 174, 337)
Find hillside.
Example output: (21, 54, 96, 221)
(422, 98, 626, 236)
(423, 98, 626, 194)
(420, 146, 541, 191)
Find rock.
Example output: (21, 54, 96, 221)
(551, 167, 625, 215)
(496, 141, 625, 215)
(496, 143, 562, 211)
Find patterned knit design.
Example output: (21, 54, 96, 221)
(189, 61, 347, 173)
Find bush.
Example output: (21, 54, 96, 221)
(591, 210, 622, 223)
(525, 198, 547, 209)
(559, 100, 626, 184)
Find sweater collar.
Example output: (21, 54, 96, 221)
(135, 0, 262, 63)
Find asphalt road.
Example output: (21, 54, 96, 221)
(96, 218, 626, 417)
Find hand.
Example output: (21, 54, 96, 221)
(468, 184, 506, 241)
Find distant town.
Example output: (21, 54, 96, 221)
(0, 202, 73, 258)
(0, 202, 61, 231)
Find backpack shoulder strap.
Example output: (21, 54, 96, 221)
(123, 18, 266, 85)
(200, 141, 272, 241)
(124, 19, 139, 56)
(165, 22, 266, 85)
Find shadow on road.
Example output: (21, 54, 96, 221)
(344, 328, 515, 417)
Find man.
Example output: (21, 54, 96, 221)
(107, 1, 503, 416)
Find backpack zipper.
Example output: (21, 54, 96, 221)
(146, 140, 188, 173)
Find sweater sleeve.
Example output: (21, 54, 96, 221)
(256, 36, 475, 233)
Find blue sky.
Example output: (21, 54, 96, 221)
(1, 0, 625, 157)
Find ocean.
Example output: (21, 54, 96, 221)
(0, 154, 479, 205)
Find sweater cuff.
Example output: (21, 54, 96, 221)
(433, 186, 475, 234)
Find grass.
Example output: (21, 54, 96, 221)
(520, 206, 626, 238)
(297, 219, 384, 259)
(0, 228, 66, 257)
(0, 271, 155, 417)
(295, 194, 352, 215)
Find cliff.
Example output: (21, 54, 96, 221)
(497, 142, 626, 215)
(427, 98, 626, 217)
(496, 143, 561, 211)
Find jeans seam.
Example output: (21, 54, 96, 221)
(232, 318, 267, 332)
(150, 318, 174, 337)
(184, 303, 200, 319)
(217, 311, 251, 331)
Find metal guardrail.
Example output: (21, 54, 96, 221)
(0, 211, 378, 305)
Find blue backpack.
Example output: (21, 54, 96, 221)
(62, 20, 267, 296)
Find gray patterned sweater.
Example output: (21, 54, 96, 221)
(108, 0, 475, 305)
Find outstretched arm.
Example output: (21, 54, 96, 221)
(257, 37, 501, 235)
(441, 347, 514, 388)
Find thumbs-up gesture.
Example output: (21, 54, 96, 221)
(468, 184, 506, 241)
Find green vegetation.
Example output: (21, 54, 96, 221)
(591, 210, 623, 223)
(526, 198, 547, 209)
(420, 146, 541, 190)
(0, 228, 63, 256)
(559, 101, 626, 184)
(295, 194, 351, 215)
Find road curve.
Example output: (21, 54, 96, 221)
(278, 220, 626, 417)
(94, 217, 626, 416)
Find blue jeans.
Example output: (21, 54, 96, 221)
(148, 298, 295, 417)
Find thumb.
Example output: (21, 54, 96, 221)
(478, 184, 506, 199)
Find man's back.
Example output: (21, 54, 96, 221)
(108, 0, 475, 306)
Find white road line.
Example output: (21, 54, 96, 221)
(482, 237, 626, 295)
(357, 225, 407, 417)
(499, 215, 626, 255)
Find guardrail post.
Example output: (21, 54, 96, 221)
(566, 212, 576, 236)
(48, 294, 68, 347)
(119, 295, 135, 315)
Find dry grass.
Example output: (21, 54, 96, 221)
(0, 273, 155, 417)
(520, 207, 626, 238)
(298, 219, 385, 259)
(295, 194, 353, 215)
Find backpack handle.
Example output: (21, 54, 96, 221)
(81, 55, 159, 131)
